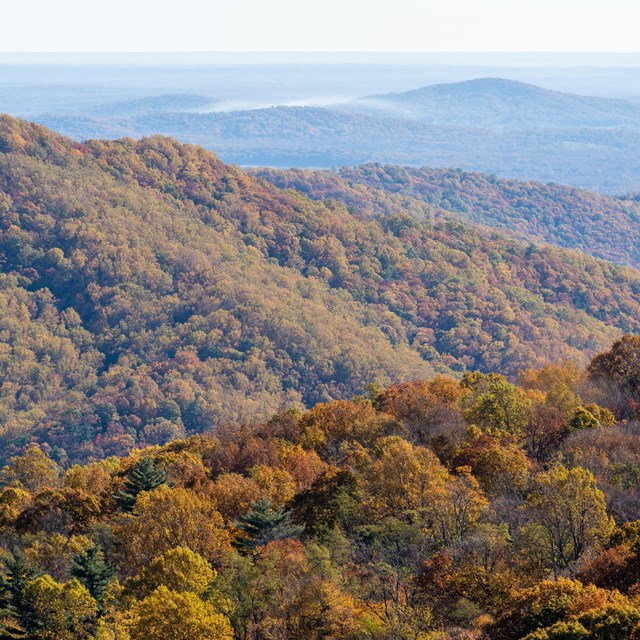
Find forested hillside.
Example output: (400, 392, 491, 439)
(256, 164, 640, 268)
(2, 117, 640, 463)
(2, 339, 640, 638)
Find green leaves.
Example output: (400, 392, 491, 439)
(113, 457, 167, 513)
(235, 499, 304, 551)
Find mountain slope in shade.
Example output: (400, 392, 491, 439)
(2, 117, 640, 460)
(351, 77, 640, 128)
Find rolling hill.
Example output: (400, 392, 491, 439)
(34, 89, 640, 193)
(2, 116, 640, 461)
(256, 164, 640, 268)
(349, 77, 640, 128)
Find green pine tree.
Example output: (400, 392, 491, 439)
(114, 457, 167, 512)
(236, 498, 304, 551)
(71, 546, 115, 610)
(0, 553, 38, 639)
(182, 394, 212, 434)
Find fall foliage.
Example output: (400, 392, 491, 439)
(0, 337, 636, 638)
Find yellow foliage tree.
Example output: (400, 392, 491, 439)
(128, 586, 233, 640)
(127, 546, 215, 599)
(116, 486, 230, 574)
(22, 575, 97, 640)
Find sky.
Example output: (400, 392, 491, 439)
(3, 0, 640, 53)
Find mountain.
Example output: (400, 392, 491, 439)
(256, 164, 640, 268)
(2, 117, 640, 461)
(349, 77, 640, 129)
(82, 93, 217, 118)
(34, 95, 640, 193)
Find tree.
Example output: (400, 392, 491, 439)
(488, 578, 598, 640)
(91, 580, 131, 640)
(577, 604, 640, 640)
(0, 553, 38, 639)
(524, 466, 614, 573)
(116, 486, 230, 574)
(209, 473, 262, 520)
(182, 394, 213, 434)
(0, 446, 60, 493)
(114, 457, 167, 512)
(454, 427, 531, 496)
(290, 469, 360, 537)
(588, 335, 640, 418)
(21, 576, 97, 640)
(427, 469, 488, 547)
(523, 605, 640, 640)
(462, 372, 531, 438)
(128, 586, 233, 640)
(377, 376, 466, 445)
(363, 436, 449, 518)
(299, 400, 384, 462)
(127, 547, 214, 599)
(236, 499, 304, 551)
(71, 546, 115, 610)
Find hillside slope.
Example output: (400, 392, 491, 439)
(256, 164, 640, 268)
(1, 117, 640, 460)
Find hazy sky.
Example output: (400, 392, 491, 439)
(4, 0, 640, 53)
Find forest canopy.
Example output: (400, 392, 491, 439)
(2, 116, 640, 463)
(0, 338, 638, 638)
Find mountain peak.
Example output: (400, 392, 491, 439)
(398, 77, 549, 98)
(352, 77, 640, 130)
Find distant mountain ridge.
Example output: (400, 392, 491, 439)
(83, 93, 216, 118)
(31, 78, 640, 193)
(349, 77, 640, 128)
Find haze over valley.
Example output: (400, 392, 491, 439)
(5, 53, 640, 192)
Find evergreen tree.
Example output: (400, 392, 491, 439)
(71, 546, 115, 610)
(0, 553, 38, 639)
(235, 499, 304, 551)
(182, 394, 212, 434)
(114, 457, 167, 512)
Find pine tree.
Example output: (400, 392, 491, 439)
(0, 553, 38, 639)
(71, 546, 115, 610)
(235, 499, 304, 551)
(114, 457, 167, 512)
(182, 394, 212, 434)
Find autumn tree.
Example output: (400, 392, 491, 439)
(126, 547, 214, 599)
(487, 578, 616, 640)
(376, 376, 466, 444)
(0, 446, 60, 493)
(588, 335, 640, 419)
(116, 486, 230, 574)
(128, 585, 232, 640)
(21, 576, 97, 640)
(299, 400, 385, 462)
(363, 436, 448, 517)
(462, 373, 531, 438)
(524, 466, 613, 573)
